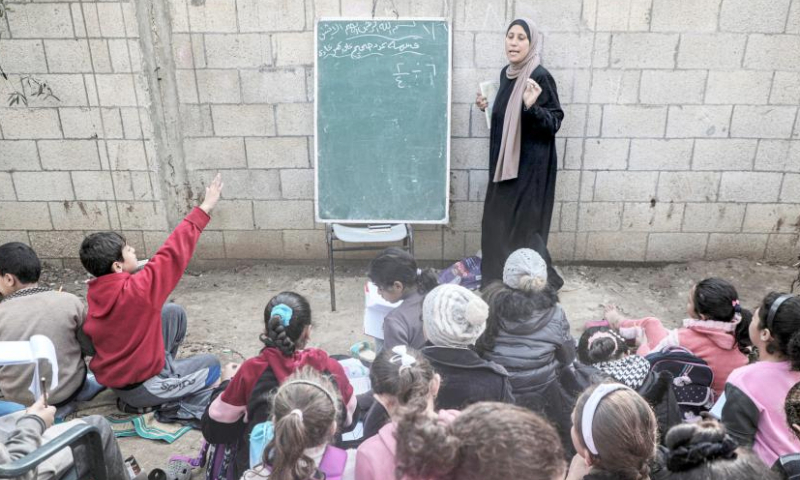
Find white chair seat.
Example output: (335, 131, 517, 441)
(331, 224, 409, 243)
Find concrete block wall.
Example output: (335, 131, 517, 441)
(1, 0, 799, 265)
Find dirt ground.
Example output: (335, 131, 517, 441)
(42, 258, 800, 474)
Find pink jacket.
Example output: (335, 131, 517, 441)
(355, 410, 460, 480)
(620, 317, 748, 396)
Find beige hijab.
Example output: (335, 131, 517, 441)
(494, 18, 542, 183)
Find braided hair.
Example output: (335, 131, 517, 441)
(260, 292, 312, 356)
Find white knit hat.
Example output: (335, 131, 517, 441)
(423, 284, 488, 347)
(503, 248, 548, 291)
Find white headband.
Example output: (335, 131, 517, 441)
(581, 383, 630, 456)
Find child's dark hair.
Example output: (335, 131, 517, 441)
(577, 327, 630, 365)
(573, 384, 657, 480)
(0, 242, 41, 284)
(264, 368, 341, 480)
(475, 280, 558, 355)
(660, 420, 778, 479)
(368, 247, 438, 295)
(395, 402, 565, 480)
(757, 292, 800, 369)
(261, 292, 312, 356)
(79, 232, 126, 277)
(370, 346, 435, 410)
(785, 381, 800, 440)
(693, 278, 751, 324)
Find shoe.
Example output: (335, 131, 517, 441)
(117, 398, 159, 415)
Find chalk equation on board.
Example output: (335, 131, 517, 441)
(393, 62, 437, 89)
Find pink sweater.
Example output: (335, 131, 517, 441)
(620, 317, 747, 396)
(355, 410, 459, 480)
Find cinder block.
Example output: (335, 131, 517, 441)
(719, 172, 783, 202)
(275, 103, 312, 136)
(246, 137, 309, 169)
(39, 140, 100, 171)
(87, 39, 112, 74)
(0, 40, 47, 73)
(0, 141, 40, 171)
(639, 71, 707, 104)
(29, 231, 86, 259)
(683, 203, 746, 232)
(59, 108, 102, 139)
(594, 172, 658, 202)
(109, 171, 134, 201)
(96, 3, 126, 38)
(171, 34, 195, 69)
(720, 0, 791, 32)
(692, 139, 756, 171)
(781, 174, 800, 203)
(549, 232, 576, 262)
(452, 138, 489, 170)
(205, 34, 271, 69)
(241, 69, 307, 104)
(72, 171, 115, 200)
(95, 74, 138, 107)
(184, 138, 247, 170)
(412, 230, 444, 261)
(254, 200, 314, 230)
(473, 33, 509, 69)
(195, 70, 241, 104)
(312, 0, 341, 17)
(279, 169, 314, 200)
(168, 0, 190, 33)
(744, 35, 800, 71)
(589, 70, 640, 104)
(106, 140, 148, 170)
(468, 170, 488, 201)
(132, 172, 157, 201)
(562, 138, 581, 170)
(121, 3, 138, 39)
(556, 171, 582, 202)
(543, 33, 594, 69)
(13, 172, 74, 201)
(443, 230, 466, 261)
(34, 75, 88, 108)
(610, 34, 679, 69)
(187, 0, 237, 32)
(190, 169, 281, 200)
(789, 1, 800, 33)
(0, 231, 30, 246)
(592, 34, 612, 67)
(108, 39, 133, 73)
(224, 231, 283, 259)
(705, 71, 773, 105)
(49, 201, 110, 230)
(666, 106, 732, 138)
(116, 202, 169, 230)
(0, 173, 14, 201)
(203, 200, 254, 230)
(175, 70, 199, 104)
(755, 140, 800, 172)
(450, 170, 470, 201)
(582, 139, 629, 170)
(731, 106, 797, 139)
(705, 234, 768, 260)
(119, 108, 145, 139)
(602, 105, 667, 138)
(586, 105, 603, 137)
(0, 202, 52, 230)
(238, 0, 305, 32)
(0, 109, 62, 139)
(744, 204, 800, 233)
(6, 3, 72, 38)
(190, 231, 226, 260)
(180, 105, 214, 137)
(450, 201, 483, 232)
(212, 105, 276, 137)
(451, 103, 470, 138)
(559, 201, 578, 231)
(677, 33, 746, 69)
(629, 139, 693, 171)
(646, 233, 708, 261)
(514, 0, 583, 31)
(451, 68, 498, 105)
(454, 0, 509, 31)
(591, 0, 651, 31)
(274, 32, 314, 66)
(764, 234, 800, 263)
(282, 230, 327, 259)
(623, 202, 685, 232)
(580, 171, 596, 200)
(770, 72, 800, 105)
(578, 203, 623, 231)
(657, 172, 720, 202)
(651, 0, 721, 32)
(585, 232, 648, 261)
(452, 32, 474, 68)
(560, 105, 589, 138)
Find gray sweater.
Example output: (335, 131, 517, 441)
(0, 414, 46, 480)
(382, 291, 426, 351)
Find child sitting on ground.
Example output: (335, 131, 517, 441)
(356, 346, 453, 480)
(203, 291, 356, 478)
(242, 368, 356, 480)
(79, 174, 233, 420)
(394, 401, 566, 480)
(566, 383, 658, 480)
(606, 277, 749, 396)
(0, 242, 102, 411)
(367, 247, 438, 351)
(421, 284, 513, 410)
(721, 292, 800, 469)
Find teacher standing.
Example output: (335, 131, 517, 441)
(476, 18, 564, 290)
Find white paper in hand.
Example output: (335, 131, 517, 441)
(480, 81, 500, 129)
(0, 335, 59, 398)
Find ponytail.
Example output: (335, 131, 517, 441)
(417, 268, 439, 295)
(268, 412, 314, 480)
(370, 346, 436, 414)
(368, 247, 438, 295)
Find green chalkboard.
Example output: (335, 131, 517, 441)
(315, 19, 451, 223)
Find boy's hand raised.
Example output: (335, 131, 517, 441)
(200, 173, 224, 215)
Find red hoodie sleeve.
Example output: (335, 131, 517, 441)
(327, 357, 354, 404)
(131, 207, 210, 309)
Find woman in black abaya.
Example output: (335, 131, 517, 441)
(476, 18, 564, 289)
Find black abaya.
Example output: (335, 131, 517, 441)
(480, 64, 564, 288)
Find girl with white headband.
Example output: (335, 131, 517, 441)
(566, 383, 657, 480)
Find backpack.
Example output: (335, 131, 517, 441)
(645, 346, 715, 421)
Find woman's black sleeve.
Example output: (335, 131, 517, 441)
(522, 70, 564, 135)
(721, 383, 759, 448)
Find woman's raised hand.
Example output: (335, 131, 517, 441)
(475, 92, 489, 112)
(522, 79, 542, 109)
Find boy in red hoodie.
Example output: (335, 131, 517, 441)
(79, 174, 233, 417)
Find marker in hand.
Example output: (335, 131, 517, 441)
(40, 376, 48, 407)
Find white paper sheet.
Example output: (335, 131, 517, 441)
(363, 282, 402, 340)
(0, 335, 58, 398)
(480, 80, 500, 129)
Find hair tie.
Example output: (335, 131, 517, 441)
(289, 409, 304, 421)
(581, 384, 630, 456)
(390, 345, 417, 372)
(666, 437, 738, 472)
(767, 294, 796, 332)
(587, 331, 620, 356)
(282, 380, 338, 408)
(271, 304, 293, 327)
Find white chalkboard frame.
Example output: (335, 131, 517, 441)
(313, 17, 453, 224)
